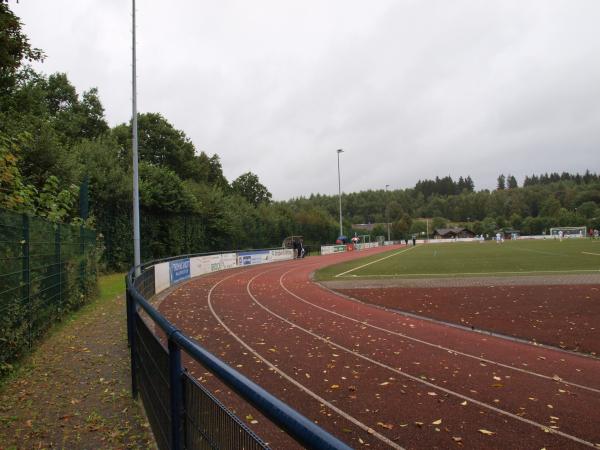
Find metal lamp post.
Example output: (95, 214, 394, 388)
(337, 149, 344, 238)
(131, 0, 141, 275)
(385, 184, 390, 242)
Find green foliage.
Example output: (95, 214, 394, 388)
(0, 1, 44, 93)
(232, 172, 272, 207)
(0, 133, 36, 210)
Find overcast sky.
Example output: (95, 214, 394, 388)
(13, 0, 600, 200)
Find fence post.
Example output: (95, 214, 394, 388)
(168, 336, 184, 450)
(21, 214, 31, 348)
(79, 224, 86, 297)
(55, 224, 61, 311)
(127, 286, 138, 399)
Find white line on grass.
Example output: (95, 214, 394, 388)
(582, 251, 600, 256)
(336, 268, 600, 278)
(280, 270, 600, 394)
(207, 270, 405, 450)
(245, 270, 598, 448)
(334, 246, 414, 278)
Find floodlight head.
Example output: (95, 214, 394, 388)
(337, 148, 344, 154)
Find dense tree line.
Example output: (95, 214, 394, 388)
(2, 3, 599, 271)
(283, 172, 600, 240)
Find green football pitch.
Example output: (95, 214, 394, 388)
(315, 239, 600, 280)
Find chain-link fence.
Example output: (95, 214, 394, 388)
(0, 208, 98, 374)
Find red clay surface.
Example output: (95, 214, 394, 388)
(159, 246, 600, 449)
(336, 284, 600, 356)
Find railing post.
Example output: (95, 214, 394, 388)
(168, 336, 184, 450)
(127, 285, 138, 399)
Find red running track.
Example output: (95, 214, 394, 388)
(159, 246, 600, 449)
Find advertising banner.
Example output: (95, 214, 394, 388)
(169, 258, 190, 285)
(269, 248, 295, 262)
(154, 261, 170, 294)
(320, 245, 347, 255)
(190, 253, 239, 277)
(237, 250, 270, 266)
(221, 252, 238, 269)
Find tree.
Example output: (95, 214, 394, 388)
(0, 2, 44, 94)
(391, 214, 412, 239)
(232, 172, 272, 207)
(431, 216, 447, 230)
(507, 175, 518, 189)
(0, 133, 35, 210)
(540, 197, 561, 217)
(578, 201, 598, 219)
(497, 174, 506, 190)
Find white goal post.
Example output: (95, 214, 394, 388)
(549, 226, 587, 237)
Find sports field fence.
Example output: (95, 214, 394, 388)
(0, 207, 97, 374)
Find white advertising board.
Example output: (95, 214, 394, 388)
(190, 253, 239, 277)
(269, 248, 294, 262)
(154, 261, 170, 294)
(221, 252, 238, 269)
(320, 245, 347, 255)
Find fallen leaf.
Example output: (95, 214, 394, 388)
(452, 436, 463, 442)
(432, 419, 442, 425)
(478, 429, 495, 436)
(460, 401, 467, 406)
(377, 422, 393, 430)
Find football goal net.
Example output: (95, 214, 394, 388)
(549, 226, 586, 237)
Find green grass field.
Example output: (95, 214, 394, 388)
(315, 239, 600, 280)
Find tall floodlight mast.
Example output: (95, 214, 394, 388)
(337, 149, 344, 238)
(132, 0, 141, 275)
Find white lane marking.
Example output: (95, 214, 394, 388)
(207, 271, 405, 450)
(582, 251, 600, 256)
(336, 268, 600, 277)
(245, 271, 599, 448)
(511, 247, 566, 257)
(334, 246, 415, 278)
(280, 270, 600, 394)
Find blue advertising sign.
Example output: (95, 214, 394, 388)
(169, 258, 190, 284)
(237, 250, 270, 266)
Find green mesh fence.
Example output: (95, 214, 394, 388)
(0, 208, 98, 374)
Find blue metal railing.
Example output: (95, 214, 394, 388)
(126, 253, 352, 450)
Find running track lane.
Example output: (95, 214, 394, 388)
(159, 247, 600, 449)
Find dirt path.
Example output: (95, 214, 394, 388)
(0, 276, 154, 450)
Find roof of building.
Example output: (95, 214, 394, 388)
(434, 227, 474, 235)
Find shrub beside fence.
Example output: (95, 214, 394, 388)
(0, 208, 97, 374)
(126, 250, 353, 450)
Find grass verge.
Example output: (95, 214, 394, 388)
(0, 273, 155, 449)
